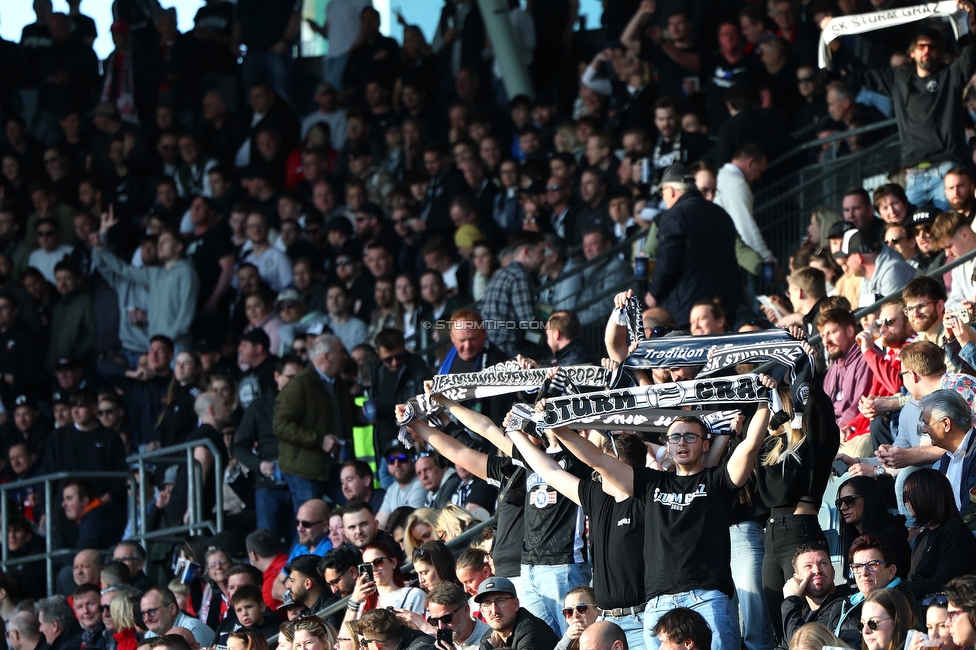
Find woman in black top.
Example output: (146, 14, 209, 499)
(904, 469, 976, 599)
(756, 380, 839, 641)
(836, 476, 910, 578)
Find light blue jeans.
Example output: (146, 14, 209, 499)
(643, 590, 740, 650)
(599, 611, 646, 650)
(730, 522, 775, 650)
(905, 162, 956, 212)
(520, 563, 592, 635)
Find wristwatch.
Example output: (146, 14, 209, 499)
(875, 465, 886, 478)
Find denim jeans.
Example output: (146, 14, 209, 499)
(519, 563, 592, 635)
(255, 487, 295, 545)
(599, 611, 646, 650)
(283, 473, 327, 516)
(905, 162, 956, 212)
(730, 522, 775, 650)
(643, 590, 740, 650)
(323, 54, 349, 92)
(241, 50, 294, 108)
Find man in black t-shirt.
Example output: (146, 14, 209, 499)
(553, 382, 775, 650)
(507, 429, 648, 650)
(185, 197, 236, 341)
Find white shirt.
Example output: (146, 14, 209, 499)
(242, 246, 294, 293)
(324, 0, 373, 58)
(715, 162, 774, 261)
(443, 263, 461, 292)
(947, 256, 976, 311)
(945, 428, 973, 510)
(302, 109, 348, 150)
(28, 245, 74, 283)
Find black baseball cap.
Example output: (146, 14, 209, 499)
(827, 221, 855, 240)
(241, 328, 271, 349)
(908, 204, 939, 228)
(834, 229, 881, 258)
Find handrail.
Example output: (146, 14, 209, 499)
(766, 118, 898, 171)
(0, 471, 135, 596)
(265, 517, 497, 644)
(127, 439, 226, 543)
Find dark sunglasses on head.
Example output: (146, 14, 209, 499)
(562, 603, 595, 617)
(834, 495, 860, 509)
(923, 593, 949, 607)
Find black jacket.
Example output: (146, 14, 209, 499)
(478, 608, 559, 650)
(367, 352, 433, 456)
(907, 516, 976, 599)
(647, 189, 744, 326)
(397, 628, 435, 650)
(49, 622, 83, 650)
(234, 392, 284, 491)
(554, 338, 598, 367)
(832, 34, 976, 167)
(779, 587, 851, 650)
(834, 579, 921, 646)
(420, 168, 469, 237)
(0, 318, 43, 407)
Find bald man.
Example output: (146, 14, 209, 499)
(166, 627, 201, 650)
(579, 622, 629, 650)
(271, 498, 332, 601)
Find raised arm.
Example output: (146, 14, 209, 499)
(508, 429, 582, 506)
(431, 394, 513, 456)
(404, 415, 489, 480)
(549, 426, 635, 497)
(620, 0, 654, 54)
(726, 376, 775, 487)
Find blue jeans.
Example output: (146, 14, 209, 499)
(241, 50, 294, 108)
(283, 473, 327, 516)
(520, 563, 592, 635)
(905, 162, 956, 212)
(643, 590, 740, 650)
(599, 612, 646, 650)
(255, 487, 295, 545)
(323, 54, 348, 92)
(730, 522, 775, 650)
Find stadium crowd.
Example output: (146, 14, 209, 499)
(9, 2, 976, 650)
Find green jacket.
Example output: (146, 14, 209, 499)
(46, 290, 94, 372)
(273, 366, 355, 481)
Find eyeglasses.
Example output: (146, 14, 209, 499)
(546, 185, 562, 191)
(562, 603, 595, 617)
(142, 605, 169, 620)
(884, 237, 903, 246)
(100, 605, 112, 614)
(327, 566, 351, 588)
(335, 639, 352, 648)
(876, 317, 904, 329)
(37, 230, 55, 237)
(665, 432, 703, 444)
(295, 519, 325, 529)
(923, 593, 949, 607)
(98, 408, 117, 416)
(366, 557, 390, 567)
(946, 609, 966, 623)
(850, 560, 889, 575)
(858, 617, 892, 632)
(904, 301, 934, 315)
(208, 559, 230, 568)
(381, 352, 406, 365)
(359, 639, 381, 648)
(834, 495, 861, 509)
(479, 597, 515, 611)
(386, 453, 413, 465)
(427, 606, 462, 626)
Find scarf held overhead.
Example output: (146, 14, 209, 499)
(818, 1, 969, 68)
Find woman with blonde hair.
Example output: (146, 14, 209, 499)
(335, 621, 360, 650)
(277, 620, 297, 650)
(789, 622, 851, 650)
(403, 508, 439, 555)
(228, 628, 271, 650)
(292, 615, 338, 650)
(108, 589, 140, 650)
(434, 503, 483, 542)
(806, 207, 844, 250)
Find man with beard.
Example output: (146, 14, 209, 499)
(780, 543, 849, 645)
(853, 298, 916, 447)
(376, 443, 426, 528)
(825, 16, 976, 210)
(943, 167, 976, 222)
(283, 554, 333, 616)
(819, 308, 875, 439)
(476, 578, 559, 650)
(341, 501, 403, 564)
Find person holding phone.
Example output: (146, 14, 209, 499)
(424, 583, 490, 650)
(345, 542, 425, 626)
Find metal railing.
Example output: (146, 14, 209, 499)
(0, 471, 135, 595)
(129, 439, 226, 543)
(767, 119, 898, 171)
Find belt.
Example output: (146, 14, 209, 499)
(600, 602, 646, 617)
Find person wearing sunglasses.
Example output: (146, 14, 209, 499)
(351, 608, 434, 650)
(859, 589, 917, 650)
(556, 587, 599, 650)
(366, 329, 433, 500)
(473, 577, 559, 650)
(910, 593, 962, 650)
(944, 576, 976, 650)
(347, 542, 425, 622)
(883, 223, 922, 270)
(423, 582, 490, 650)
(834, 477, 911, 581)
